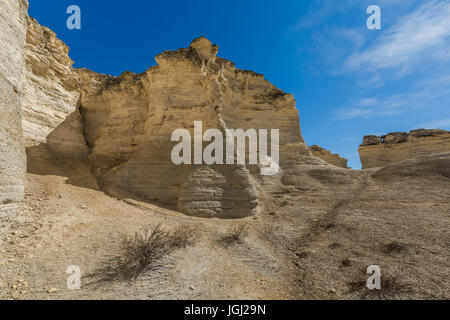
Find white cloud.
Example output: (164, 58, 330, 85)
(344, 0, 450, 72)
(290, 1, 351, 31)
(357, 74, 385, 89)
(334, 94, 408, 120)
(416, 118, 450, 130)
(335, 82, 450, 120)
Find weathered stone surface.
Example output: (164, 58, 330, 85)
(78, 37, 311, 218)
(359, 129, 450, 169)
(22, 18, 86, 158)
(9, 14, 315, 218)
(0, 0, 28, 217)
(309, 145, 348, 168)
(361, 135, 381, 146)
(383, 132, 409, 144)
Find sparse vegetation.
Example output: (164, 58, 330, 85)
(296, 251, 309, 259)
(217, 223, 249, 246)
(341, 258, 352, 267)
(346, 269, 410, 299)
(169, 225, 199, 248)
(383, 241, 409, 254)
(86, 224, 199, 285)
(329, 242, 342, 249)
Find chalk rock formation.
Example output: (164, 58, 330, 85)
(22, 18, 86, 158)
(78, 37, 312, 218)
(309, 145, 348, 168)
(0, 0, 28, 217)
(359, 129, 450, 169)
(3, 9, 314, 218)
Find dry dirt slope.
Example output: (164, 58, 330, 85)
(0, 152, 449, 299)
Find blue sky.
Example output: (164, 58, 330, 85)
(29, 0, 450, 168)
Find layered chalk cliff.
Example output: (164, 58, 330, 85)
(22, 18, 87, 159)
(359, 129, 450, 169)
(77, 37, 313, 218)
(1, 11, 330, 219)
(309, 145, 348, 168)
(3, 10, 315, 219)
(0, 0, 28, 217)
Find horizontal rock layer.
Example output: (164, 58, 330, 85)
(309, 145, 348, 168)
(0, 0, 28, 218)
(359, 129, 450, 169)
(6, 13, 317, 219)
(78, 37, 312, 218)
(22, 18, 86, 158)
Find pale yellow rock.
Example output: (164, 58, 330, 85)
(22, 18, 86, 159)
(359, 129, 450, 169)
(78, 37, 313, 218)
(7, 14, 317, 219)
(309, 145, 348, 168)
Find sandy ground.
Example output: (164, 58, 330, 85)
(1, 152, 449, 299)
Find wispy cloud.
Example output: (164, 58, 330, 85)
(334, 94, 407, 120)
(290, 1, 350, 31)
(290, 1, 450, 123)
(308, 27, 366, 67)
(416, 118, 450, 130)
(344, 0, 450, 72)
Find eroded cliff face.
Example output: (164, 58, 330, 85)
(0, 0, 28, 218)
(309, 145, 348, 169)
(6, 14, 314, 218)
(22, 18, 86, 159)
(359, 129, 450, 169)
(77, 37, 312, 218)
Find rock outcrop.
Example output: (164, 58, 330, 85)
(77, 37, 312, 218)
(309, 145, 348, 168)
(359, 129, 450, 169)
(22, 18, 86, 159)
(3, 11, 315, 219)
(0, 0, 28, 218)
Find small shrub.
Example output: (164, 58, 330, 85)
(218, 223, 249, 246)
(170, 225, 199, 248)
(341, 258, 352, 267)
(296, 251, 309, 259)
(383, 241, 408, 254)
(329, 242, 342, 249)
(86, 223, 198, 285)
(346, 269, 409, 298)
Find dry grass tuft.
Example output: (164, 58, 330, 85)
(346, 268, 411, 299)
(383, 241, 409, 254)
(217, 223, 249, 246)
(341, 258, 352, 267)
(86, 224, 199, 285)
(169, 225, 200, 248)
